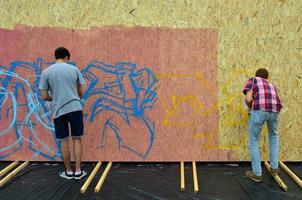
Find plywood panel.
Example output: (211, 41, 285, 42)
(0, 0, 301, 161)
(0, 26, 219, 161)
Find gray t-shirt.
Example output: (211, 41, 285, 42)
(39, 62, 85, 119)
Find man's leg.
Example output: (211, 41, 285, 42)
(54, 115, 72, 177)
(73, 138, 82, 172)
(69, 110, 86, 179)
(248, 110, 266, 176)
(267, 112, 279, 171)
(61, 139, 72, 172)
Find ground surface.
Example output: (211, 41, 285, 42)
(0, 162, 301, 200)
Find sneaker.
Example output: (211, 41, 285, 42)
(59, 171, 74, 180)
(245, 171, 263, 182)
(270, 167, 279, 176)
(74, 170, 87, 180)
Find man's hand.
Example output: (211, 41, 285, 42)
(245, 91, 253, 109)
(41, 89, 53, 101)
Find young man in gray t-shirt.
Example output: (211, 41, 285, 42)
(39, 47, 87, 179)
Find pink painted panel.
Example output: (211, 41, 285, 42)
(0, 25, 226, 161)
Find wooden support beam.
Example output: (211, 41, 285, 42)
(180, 161, 185, 192)
(94, 162, 112, 193)
(192, 161, 199, 193)
(0, 161, 29, 187)
(0, 161, 19, 177)
(80, 161, 102, 193)
(264, 161, 287, 192)
(279, 161, 302, 188)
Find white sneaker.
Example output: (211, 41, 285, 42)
(74, 170, 87, 179)
(59, 171, 74, 180)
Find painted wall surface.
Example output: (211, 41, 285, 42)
(0, 26, 218, 161)
(0, 0, 301, 161)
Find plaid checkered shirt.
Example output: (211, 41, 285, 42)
(243, 77, 282, 113)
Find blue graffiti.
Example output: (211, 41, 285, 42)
(0, 58, 158, 160)
(0, 59, 59, 160)
(81, 61, 158, 158)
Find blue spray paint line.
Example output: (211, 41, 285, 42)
(0, 59, 59, 160)
(1, 58, 158, 160)
(81, 61, 158, 159)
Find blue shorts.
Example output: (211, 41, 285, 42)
(54, 110, 84, 140)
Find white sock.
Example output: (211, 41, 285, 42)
(66, 170, 73, 175)
(75, 170, 81, 175)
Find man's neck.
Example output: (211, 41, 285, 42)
(56, 58, 66, 63)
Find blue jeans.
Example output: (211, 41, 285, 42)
(248, 110, 279, 176)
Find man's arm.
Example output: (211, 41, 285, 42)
(245, 91, 253, 109)
(77, 84, 85, 99)
(39, 72, 53, 101)
(41, 89, 53, 101)
(76, 68, 86, 99)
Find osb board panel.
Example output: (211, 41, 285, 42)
(0, 26, 219, 161)
(0, 0, 301, 161)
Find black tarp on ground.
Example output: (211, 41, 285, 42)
(0, 162, 301, 200)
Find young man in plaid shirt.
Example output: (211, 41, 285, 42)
(243, 68, 282, 182)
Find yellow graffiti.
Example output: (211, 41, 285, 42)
(155, 70, 252, 150)
(193, 131, 247, 149)
(156, 72, 218, 126)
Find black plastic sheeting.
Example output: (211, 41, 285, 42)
(0, 162, 301, 200)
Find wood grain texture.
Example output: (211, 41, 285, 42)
(0, 0, 301, 161)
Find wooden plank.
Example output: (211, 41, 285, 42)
(192, 161, 199, 193)
(180, 161, 185, 191)
(0, 161, 19, 177)
(0, 161, 29, 187)
(80, 161, 102, 193)
(94, 162, 112, 193)
(264, 161, 287, 192)
(279, 161, 302, 188)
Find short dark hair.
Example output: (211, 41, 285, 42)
(255, 68, 269, 79)
(55, 47, 70, 60)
